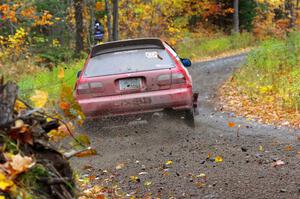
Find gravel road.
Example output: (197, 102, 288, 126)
(72, 54, 300, 199)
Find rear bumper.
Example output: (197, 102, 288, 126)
(77, 88, 194, 118)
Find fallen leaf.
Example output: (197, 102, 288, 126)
(58, 67, 65, 79)
(284, 145, 293, 151)
(196, 173, 206, 178)
(59, 101, 70, 110)
(14, 120, 24, 129)
(14, 100, 27, 112)
(75, 149, 97, 158)
(207, 153, 212, 159)
(195, 182, 205, 188)
(48, 129, 69, 141)
(74, 134, 91, 146)
(214, 155, 223, 163)
(138, 172, 148, 175)
(272, 160, 285, 167)
(259, 145, 264, 151)
(297, 151, 300, 155)
(96, 194, 105, 199)
(165, 160, 173, 165)
(88, 175, 96, 181)
(228, 122, 235, 128)
(30, 90, 48, 108)
(144, 181, 152, 186)
(0, 172, 14, 191)
(116, 163, 125, 170)
(10, 154, 34, 174)
(9, 122, 33, 145)
(130, 176, 139, 182)
(297, 136, 300, 141)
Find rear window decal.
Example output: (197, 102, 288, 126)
(145, 51, 158, 59)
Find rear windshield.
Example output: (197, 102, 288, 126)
(83, 49, 175, 77)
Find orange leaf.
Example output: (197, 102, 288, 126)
(96, 194, 105, 199)
(75, 149, 97, 158)
(95, 2, 102, 11)
(228, 122, 235, 128)
(59, 102, 70, 110)
(284, 145, 293, 151)
(57, 67, 64, 79)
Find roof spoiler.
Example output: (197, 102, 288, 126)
(91, 38, 165, 57)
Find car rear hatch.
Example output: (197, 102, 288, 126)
(76, 48, 176, 98)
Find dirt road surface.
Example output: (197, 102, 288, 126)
(72, 54, 300, 199)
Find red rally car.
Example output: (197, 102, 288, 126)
(75, 38, 199, 127)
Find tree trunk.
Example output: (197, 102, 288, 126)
(0, 81, 18, 127)
(74, 0, 84, 54)
(89, 0, 96, 47)
(105, 0, 113, 41)
(233, 0, 240, 33)
(297, 0, 300, 27)
(288, 0, 296, 29)
(112, 0, 119, 41)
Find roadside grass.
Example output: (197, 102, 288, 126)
(18, 59, 85, 100)
(219, 31, 300, 127)
(177, 32, 256, 60)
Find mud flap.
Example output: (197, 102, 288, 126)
(193, 93, 199, 115)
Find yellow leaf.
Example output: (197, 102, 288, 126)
(214, 155, 223, 163)
(58, 67, 64, 79)
(30, 90, 48, 108)
(259, 145, 264, 151)
(0, 172, 14, 191)
(0, 195, 5, 199)
(14, 100, 27, 111)
(116, 163, 125, 170)
(144, 181, 152, 186)
(196, 173, 206, 178)
(165, 160, 173, 165)
(130, 176, 139, 182)
(48, 124, 72, 141)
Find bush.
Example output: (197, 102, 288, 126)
(35, 46, 75, 69)
(234, 31, 300, 109)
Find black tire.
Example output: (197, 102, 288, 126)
(184, 109, 195, 128)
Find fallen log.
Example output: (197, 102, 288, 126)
(0, 80, 75, 199)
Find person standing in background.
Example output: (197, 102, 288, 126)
(94, 20, 104, 45)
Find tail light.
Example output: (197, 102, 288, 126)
(157, 74, 171, 86)
(77, 83, 89, 94)
(77, 82, 103, 95)
(171, 72, 186, 84)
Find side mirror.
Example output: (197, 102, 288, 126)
(77, 70, 82, 78)
(181, 58, 192, 67)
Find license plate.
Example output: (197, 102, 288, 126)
(119, 78, 141, 90)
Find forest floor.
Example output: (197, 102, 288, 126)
(72, 54, 300, 199)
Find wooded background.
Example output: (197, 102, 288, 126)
(0, 0, 299, 64)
